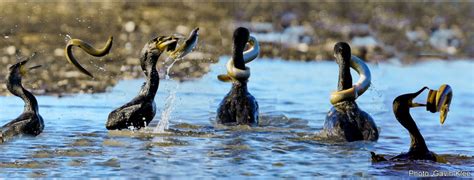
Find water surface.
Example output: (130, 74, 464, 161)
(0, 58, 473, 178)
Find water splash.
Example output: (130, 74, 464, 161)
(165, 58, 179, 80)
(153, 57, 182, 134)
(65, 34, 72, 42)
(154, 83, 179, 134)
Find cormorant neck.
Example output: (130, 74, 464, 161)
(338, 57, 352, 91)
(231, 81, 248, 93)
(232, 44, 246, 70)
(139, 52, 160, 99)
(7, 83, 39, 113)
(140, 52, 159, 77)
(394, 105, 429, 153)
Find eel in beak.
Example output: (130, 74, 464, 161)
(217, 36, 260, 82)
(406, 85, 453, 124)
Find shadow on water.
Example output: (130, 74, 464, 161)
(0, 58, 473, 178)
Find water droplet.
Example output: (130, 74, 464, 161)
(154, 83, 180, 133)
(65, 34, 72, 42)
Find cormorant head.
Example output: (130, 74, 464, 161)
(393, 85, 452, 124)
(139, 36, 177, 75)
(334, 42, 351, 65)
(334, 42, 353, 91)
(232, 27, 250, 70)
(7, 56, 41, 87)
(393, 87, 428, 110)
(142, 36, 178, 57)
(233, 27, 250, 50)
(393, 86, 429, 107)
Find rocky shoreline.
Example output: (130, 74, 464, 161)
(0, 1, 472, 95)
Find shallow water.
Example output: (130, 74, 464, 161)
(0, 58, 473, 178)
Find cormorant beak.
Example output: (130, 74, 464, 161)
(408, 87, 429, 108)
(28, 65, 42, 70)
(156, 37, 178, 52)
(18, 59, 42, 76)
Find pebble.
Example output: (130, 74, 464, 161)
(125, 57, 139, 65)
(5, 46, 16, 55)
(64, 71, 83, 78)
(124, 21, 136, 33)
(54, 48, 64, 57)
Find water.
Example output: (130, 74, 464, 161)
(0, 58, 473, 178)
(154, 82, 179, 134)
(154, 57, 181, 134)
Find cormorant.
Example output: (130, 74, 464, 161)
(321, 42, 378, 141)
(216, 27, 260, 126)
(371, 85, 452, 162)
(0, 58, 44, 143)
(105, 36, 178, 130)
(63, 28, 199, 130)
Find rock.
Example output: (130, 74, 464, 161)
(5, 46, 16, 55)
(125, 57, 139, 65)
(124, 21, 136, 33)
(54, 48, 64, 57)
(64, 71, 83, 78)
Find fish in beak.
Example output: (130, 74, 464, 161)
(166, 27, 199, 59)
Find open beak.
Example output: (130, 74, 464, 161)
(28, 65, 42, 70)
(157, 38, 178, 51)
(19, 58, 42, 76)
(408, 87, 429, 108)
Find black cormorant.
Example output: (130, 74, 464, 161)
(371, 85, 452, 162)
(216, 27, 260, 126)
(0, 58, 44, 143)
(105, 36, 178, 130)
(321, 42, 378, 141)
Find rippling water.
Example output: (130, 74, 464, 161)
(0, 58, 473, 178)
